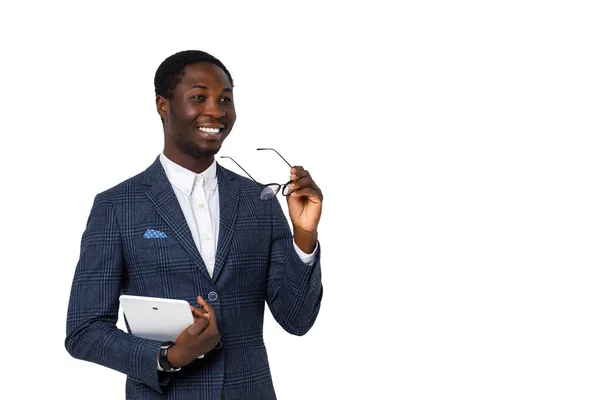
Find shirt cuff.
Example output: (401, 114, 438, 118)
(293, 240, 318, 266)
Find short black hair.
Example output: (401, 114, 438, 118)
(154, 50, 233, 99)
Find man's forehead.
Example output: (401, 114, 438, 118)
(180, 62, 231, 88)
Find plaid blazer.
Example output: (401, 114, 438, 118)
(65, 157, 323, 399)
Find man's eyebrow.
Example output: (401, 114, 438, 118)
(189, 85, 232, 92)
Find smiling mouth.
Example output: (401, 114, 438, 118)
(197, 127, 221, 134)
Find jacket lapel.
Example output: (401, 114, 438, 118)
(141, 157, 211, 280)
(212, 164, 240, 282)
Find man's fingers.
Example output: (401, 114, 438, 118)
(290, 166, 305, 175)
(290, 166, 308, 181)
(192, 308, 210, 322)
(197, 295, 216, 313)
(190, 305, 207, 315)
(289, 187, 323, 200)
(288, 177, 319, 192)
(197, 295, 209, 309)
(188, 316, 209, 335)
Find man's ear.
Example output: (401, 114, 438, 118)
(156, 96, 169, 120)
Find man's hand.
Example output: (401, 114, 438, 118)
(167, 296, 221, 367)
(286, 166, 323, 253)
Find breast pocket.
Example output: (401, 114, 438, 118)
(136, 237, 184, 263)
(138, 236, 180, 249)
(127, 236, 196, 298)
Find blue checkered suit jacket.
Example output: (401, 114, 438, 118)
(65, 157, 323, 399)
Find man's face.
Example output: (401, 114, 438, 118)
(161, 62, 236, 159)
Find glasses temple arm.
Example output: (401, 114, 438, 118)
(220, 156, 261, 186)
(256, 148, 293, 168)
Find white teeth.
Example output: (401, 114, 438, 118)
(198, 127, 221, 134)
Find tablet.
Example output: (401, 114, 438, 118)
(119, 295, 194, 342)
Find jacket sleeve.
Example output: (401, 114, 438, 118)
(64, 194, 169, 393)
(265, 198, 323, 336)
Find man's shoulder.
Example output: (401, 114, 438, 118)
(94, 158, 161, 202)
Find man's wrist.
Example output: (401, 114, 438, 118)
(292, 228, 318, 254)
(158, 341, 181, 372)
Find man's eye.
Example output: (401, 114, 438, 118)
(221, 97, 232, 103)
(192, 95, 205, 100)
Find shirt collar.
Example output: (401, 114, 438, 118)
(159, 153, 218, 196)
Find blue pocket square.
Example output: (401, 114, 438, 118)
(143, 228, 167, 239)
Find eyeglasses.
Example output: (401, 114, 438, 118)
(221, 148, 293, 200)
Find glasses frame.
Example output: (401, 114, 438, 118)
(220, 148, 294, 200)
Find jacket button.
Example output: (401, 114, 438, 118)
(208, 291, 218, 301)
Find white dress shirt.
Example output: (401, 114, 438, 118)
(160, 153, 220, 276)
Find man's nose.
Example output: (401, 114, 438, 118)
(203, 99, 225, 118)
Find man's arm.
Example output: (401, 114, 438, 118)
(265, 204, 323, 335)
(265, 165, 323, 335)
(64, 194, 169, 393)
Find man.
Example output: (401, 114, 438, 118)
(65, 50, 323, 399)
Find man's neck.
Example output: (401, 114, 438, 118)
(162, 150, 215, 174)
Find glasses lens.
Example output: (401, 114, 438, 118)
(282, 184, 291, 196)
(260, 185, 278, 200)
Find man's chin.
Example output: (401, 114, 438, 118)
(186, 145, 220, 159)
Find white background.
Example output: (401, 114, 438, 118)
(1, 1, 599, 399)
